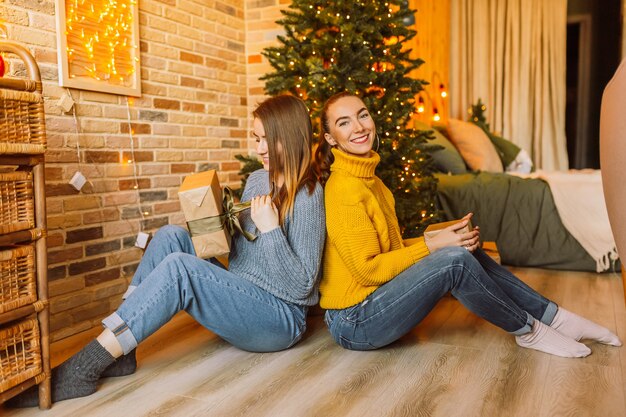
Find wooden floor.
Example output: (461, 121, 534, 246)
(3, 267, 626, 417)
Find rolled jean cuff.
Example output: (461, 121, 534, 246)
(539, 301, 558, 325)
(510, 311, 535, 336)
(102, 312, 138, 355)
(122, 285, 137, 300)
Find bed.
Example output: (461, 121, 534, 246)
(424, 119, 615, 272)
(435, 171, 597, 271)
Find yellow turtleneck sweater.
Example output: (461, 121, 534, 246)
(319, 149, 431, 309)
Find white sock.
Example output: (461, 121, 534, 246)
(516, 320, 591, 358)
(550, 307, 622, 346)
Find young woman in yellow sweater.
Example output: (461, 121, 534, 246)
(315, 92, 621, 358)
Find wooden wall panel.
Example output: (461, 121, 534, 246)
(408, 0, 451, 125)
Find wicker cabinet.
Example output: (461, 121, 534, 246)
(0, 41, 51, 409)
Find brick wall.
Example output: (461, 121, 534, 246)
(3, 0, 252, 342)
(245, 0, 288, 114)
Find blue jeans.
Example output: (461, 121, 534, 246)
(102, 226, 307, 354)
(324, 247, 557, 350)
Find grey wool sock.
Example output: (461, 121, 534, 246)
(6, 340, 115, 408)
(101, 348, 137, 378)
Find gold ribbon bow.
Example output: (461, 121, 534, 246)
(187, 187, 257, 241)
(221, 187, 256, 241)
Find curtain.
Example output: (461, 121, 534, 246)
(450, 0, 569, 170)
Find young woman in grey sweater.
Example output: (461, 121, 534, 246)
(9, 95, 325, 407)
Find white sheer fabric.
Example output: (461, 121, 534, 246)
(450, 0, 569, 170)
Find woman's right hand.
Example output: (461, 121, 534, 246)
(424, 213, 480, 253)
(250, 194, 280, 233)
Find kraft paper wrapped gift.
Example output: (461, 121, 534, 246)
(179, 170, 254, 259)
(179, 170, 229, 258)
(423, 219, 473, 240)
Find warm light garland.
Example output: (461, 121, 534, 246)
(417, 89, 442, 122)
(64, 0, 138, 85)
(416, 72, 447, 123)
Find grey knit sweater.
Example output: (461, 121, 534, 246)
(228, 169, 325, 306)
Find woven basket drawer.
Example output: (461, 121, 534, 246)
(0, 171, 35, 235)
(0, 318, 42, 393)
(0, 86, 46, 155)
(0, 245, 36, 315)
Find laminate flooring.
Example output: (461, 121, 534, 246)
(3, 267, 625, 417)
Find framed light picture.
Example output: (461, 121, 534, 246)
(55, 0, 142, 97)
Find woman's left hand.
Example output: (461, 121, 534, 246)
(463, 226, 481, 252)
(424, 213, 481, 253)
(455, 213, 481, 252)
(250, 194, 279, 233)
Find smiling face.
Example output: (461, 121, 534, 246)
(323, 96, 376, 158)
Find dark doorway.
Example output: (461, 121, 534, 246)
(565, 16, 591, 169)
(566, 0, 622, 169)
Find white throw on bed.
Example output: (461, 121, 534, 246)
(513, 170, 618, 272)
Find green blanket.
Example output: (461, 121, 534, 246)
(435, 172, 597, 271)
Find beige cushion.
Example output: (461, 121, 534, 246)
(446, 119, 504, 173)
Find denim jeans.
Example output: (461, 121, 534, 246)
(324, 246, 557, 350)
(102, 225, 307, 354)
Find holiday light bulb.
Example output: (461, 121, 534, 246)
(439, 83, 447, 98)
(432, 107, 441, 122)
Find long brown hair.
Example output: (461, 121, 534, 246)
(252, 95, 317, 224)
(314, 91, 356, 185)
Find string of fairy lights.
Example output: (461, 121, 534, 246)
(66, 90, 148, 242)
(61, 0, 147, 246)
(64, 0, 138, 85)
(284, 2, 447, 128)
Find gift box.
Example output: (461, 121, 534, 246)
(423, 219, 473, 240)
(178, 169, 257, 259)
(179, 170, 229, 258)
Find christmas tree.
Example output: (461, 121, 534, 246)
(469, 98, 489, 130)
(259, 0, 440, 237)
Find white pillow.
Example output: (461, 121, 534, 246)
(446, 119, 504, 173)
(505, 149, 533, 174)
